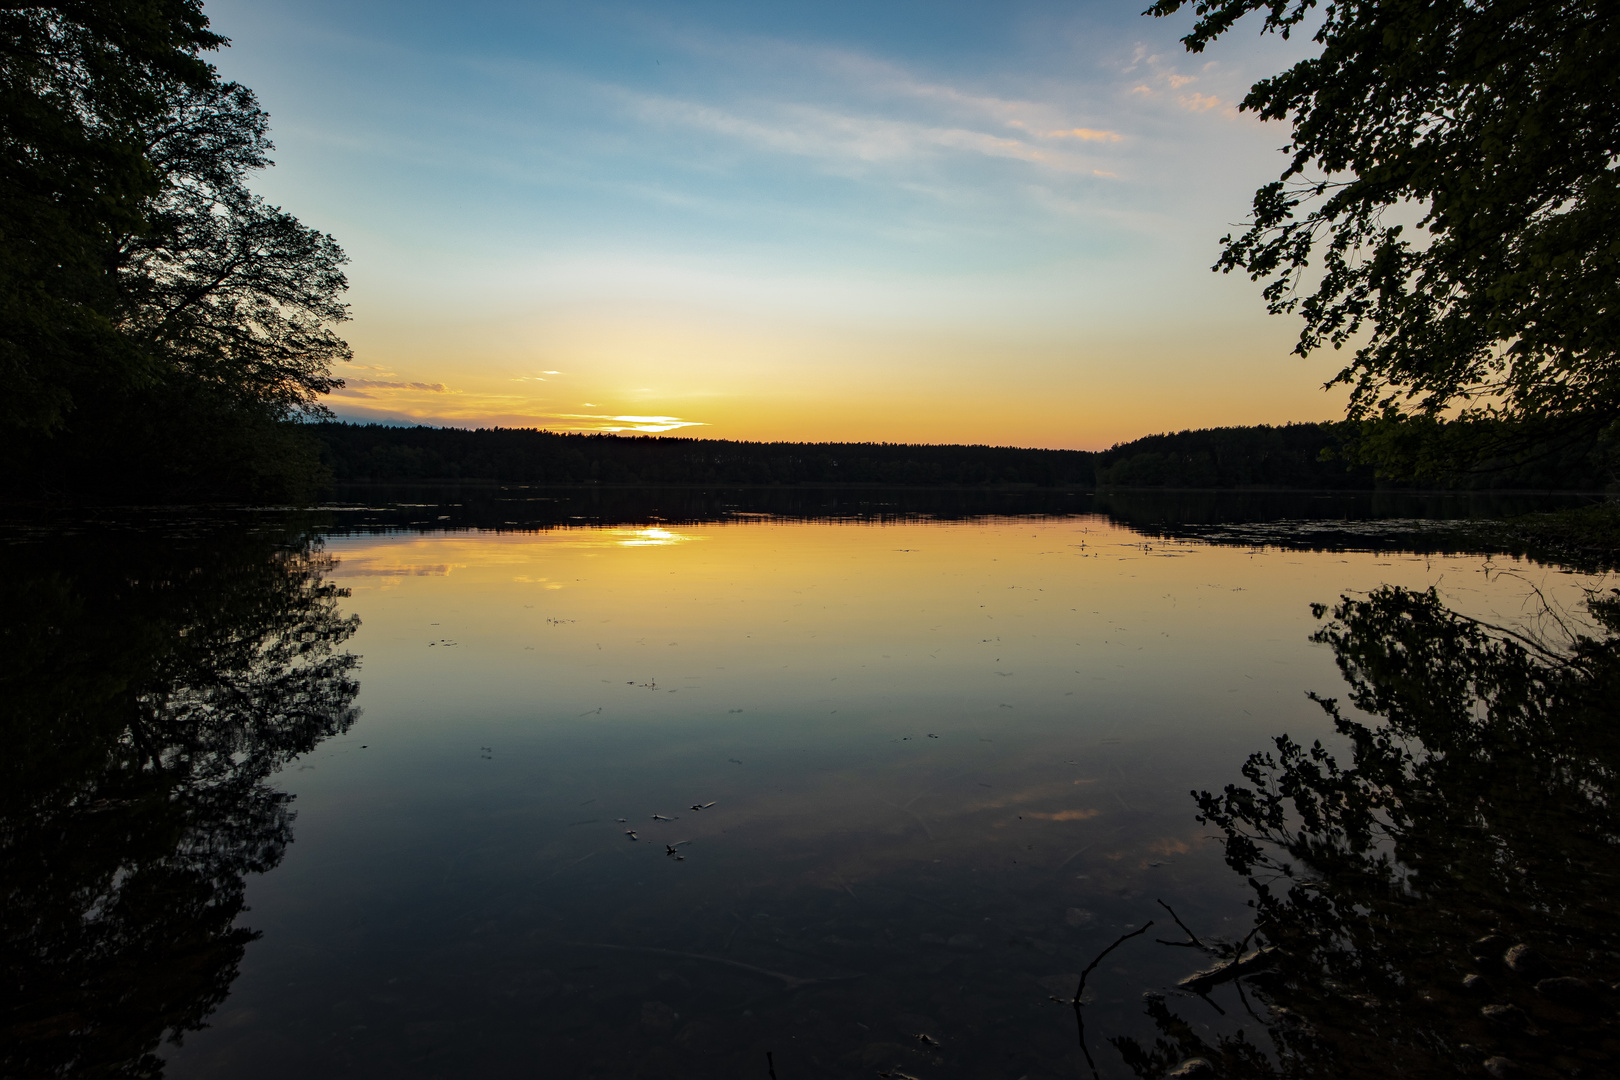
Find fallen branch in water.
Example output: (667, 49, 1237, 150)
(1177, 926, 1274, 995)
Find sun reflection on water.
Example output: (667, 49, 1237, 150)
(615, 527, 691, 547)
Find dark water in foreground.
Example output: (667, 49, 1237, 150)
(3, 490, 1616, 1080)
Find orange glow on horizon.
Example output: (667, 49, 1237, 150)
(324, 302, 1348, 450)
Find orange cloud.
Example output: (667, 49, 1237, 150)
(1044, 127, 1124, 143)
(338, 378, 454, 393)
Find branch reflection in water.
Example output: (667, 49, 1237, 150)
(0, 522, 360, 1078)
(1109, 583, 1620, 1079)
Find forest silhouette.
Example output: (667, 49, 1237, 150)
(308, 421, 1614, 493)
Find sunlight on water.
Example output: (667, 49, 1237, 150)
(616, 527, 692, 547)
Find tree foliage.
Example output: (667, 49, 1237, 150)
(1111, 584, 1620, 1077)
(0, 1, 218, 434)
(122, 80, 348, 420)
(0, 2, 348, 498)
(1147, 0, 1620, 462)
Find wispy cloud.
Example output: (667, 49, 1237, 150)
(555, 413, 707, 433)
(324, 394, 707, 434)
(1044, 127, 1123, 143)
(339, 378, 454, 392)
(876, 70, 1046, 126)
(1123, 49, 1245, 118)
(629, 94, 1111, 175)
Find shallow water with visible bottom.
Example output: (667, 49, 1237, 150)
(6, 493, 1613, 1080)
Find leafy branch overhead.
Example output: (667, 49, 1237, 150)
(1, 1, 349, 497)
(1147, 0, 1620, 441)
(122, 80, 350, 418)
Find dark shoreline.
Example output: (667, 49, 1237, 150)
(309, 420, 1618, 494)
(6, 486, 1613, 571)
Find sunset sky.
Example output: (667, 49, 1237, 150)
(207, 0, 1335, 449)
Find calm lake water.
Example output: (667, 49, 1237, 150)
(6, 490, 1616, 1079)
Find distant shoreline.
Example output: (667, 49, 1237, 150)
(310, 421, 1614, 495)
(327, 478, 1612, 496)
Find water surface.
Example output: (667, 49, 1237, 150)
(5, 495, 1613, 1079)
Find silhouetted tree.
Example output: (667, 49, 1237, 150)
(1109, 585, 1620, 1077)
(1148, 0, 1620, 475)
(1, 2, 349, 499)
(122, 79, 349, 422)
(0, 523, 360, 1078)
(0, 1, 221, 436)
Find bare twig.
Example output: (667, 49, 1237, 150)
(575, 941, 862, 991)
(1233, 970, 1266, 1024)
(1505, 571, 1581, 648)
(1074, 921, 1155, 1005)
(1154, 899, 1205, 948)
(1070, 920, 1154, 1080)
(1054, 840, 1098, 871)
(1230, 925, 1259, 961)
(875, 795, 935, 841)
(545, 850, 598, 879)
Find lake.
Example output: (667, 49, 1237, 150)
(5, 490, 1616, 1079)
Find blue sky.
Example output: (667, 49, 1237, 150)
(206, 0, 1334, 447)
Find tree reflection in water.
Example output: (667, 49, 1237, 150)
(0, 523, 360, 1079)
(1112, 584, 1620, 1079)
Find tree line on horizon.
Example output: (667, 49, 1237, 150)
(309, 420, 1617, 492)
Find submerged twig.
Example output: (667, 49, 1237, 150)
(1071, 920, 1154, 1080)
(1074, 920, 1155, 1006)
(1054, 840, 1098, 871)
(1153, 899, 1205, 948)
(545, 850, 598, 879)
(875, 795, 936, 841)
(1232, 968, 1266, 1024)
(574, 941, 862, 991)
